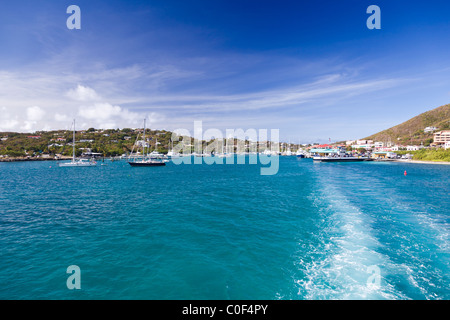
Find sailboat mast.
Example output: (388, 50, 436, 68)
(143, 118, 146, 157)
(73, 119, 76, 162)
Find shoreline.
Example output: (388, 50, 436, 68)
(1, 157, 450, 165)
(0, 157, 73, 162)
(391, 159, 450, 165)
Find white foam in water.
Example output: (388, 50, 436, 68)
(295, 179, 407, 300)
(362, 178, 450, 300)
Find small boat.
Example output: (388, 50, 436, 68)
(284, 144, 293, 156)
(194, 152, 211, 157)
(167, 140, 182, 159)
(296, 148, 307, 158)
(217, 153, 232, 158)
(216, 144, 232, 158)
(59, 158, 97, 167)
(146, 139, 168, 159)
(147, 150, 167, 159)
(128, 160, 166, 167)
(59, 119, 97, 167)
(128, 119, 166, 167)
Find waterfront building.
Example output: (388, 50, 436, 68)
(351, 144, 374, 150)
(433, 130, 450, 145)
(373, 151, 397, 159)
(406, 145, 424, 151)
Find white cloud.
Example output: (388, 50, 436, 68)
(0, 107, 19, 131)
(67, 85, 101, 102)
(54, 113, 71, 122)
(26, 106, 45, 121)
(77, 102, 164, 129)
(21, 121, 35, 132)
(146, 112, 166, 128)
(0, 56, 419, 139)
(79, 103, 123, 120)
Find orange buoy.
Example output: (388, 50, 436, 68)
(404, 170, 407, 176)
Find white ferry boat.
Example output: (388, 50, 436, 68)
(312, 147, 372, 162)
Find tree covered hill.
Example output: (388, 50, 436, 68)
(364, 103, 450, 146)
(0, 128, 173, 157)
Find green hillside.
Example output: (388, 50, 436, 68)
(0, 128, 174, 158)
(0, 128, 267, 158)
(364, 103, 450, 146)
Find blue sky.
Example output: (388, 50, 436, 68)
(0, 0, 450, 143)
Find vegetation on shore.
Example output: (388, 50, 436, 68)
(0, 128, 174, 158)
(364, 103, 450, 146)
(396, 148, 450, 162)
(0, 128, 285, 158)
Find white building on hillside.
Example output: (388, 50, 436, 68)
(390, 145, 405, 151)
(406, 145, 424, 151)
(374, 142, 384, 148)
(424, 126, 438, 133)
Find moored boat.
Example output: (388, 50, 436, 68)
(59, 119, 97, 167)
(312, 146, 372, 162)
(128, 119, 166, 167)
(313, 156, 372, 162)
(128, 160, 166, 167)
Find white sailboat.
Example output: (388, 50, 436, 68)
(147, 138, 167, 159)
(285, 143, 293, 156)
(167, 139, 181, 159)
(217, 142, 231, 158)
(128, 119, 166, 167)
(59, 119, 97, 167)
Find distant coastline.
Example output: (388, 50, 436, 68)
(392, 159, 450, 165)
(2, 156, 450, 165)
(0, 156, 72, 162)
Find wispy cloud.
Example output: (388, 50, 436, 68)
(129, 76, 410, 113)
(0, 56, 412, 135)
(1, 1, 450, 141)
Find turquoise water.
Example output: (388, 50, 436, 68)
(0, 157, 448, 299)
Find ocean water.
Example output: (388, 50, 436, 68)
(0, 157, 448, 300)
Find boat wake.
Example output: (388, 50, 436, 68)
(290, 163, 450, 300)
(293, 181, 404, 299)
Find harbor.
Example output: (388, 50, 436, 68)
(1, 0, 449, 304)
(1, 155, 449, 300)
